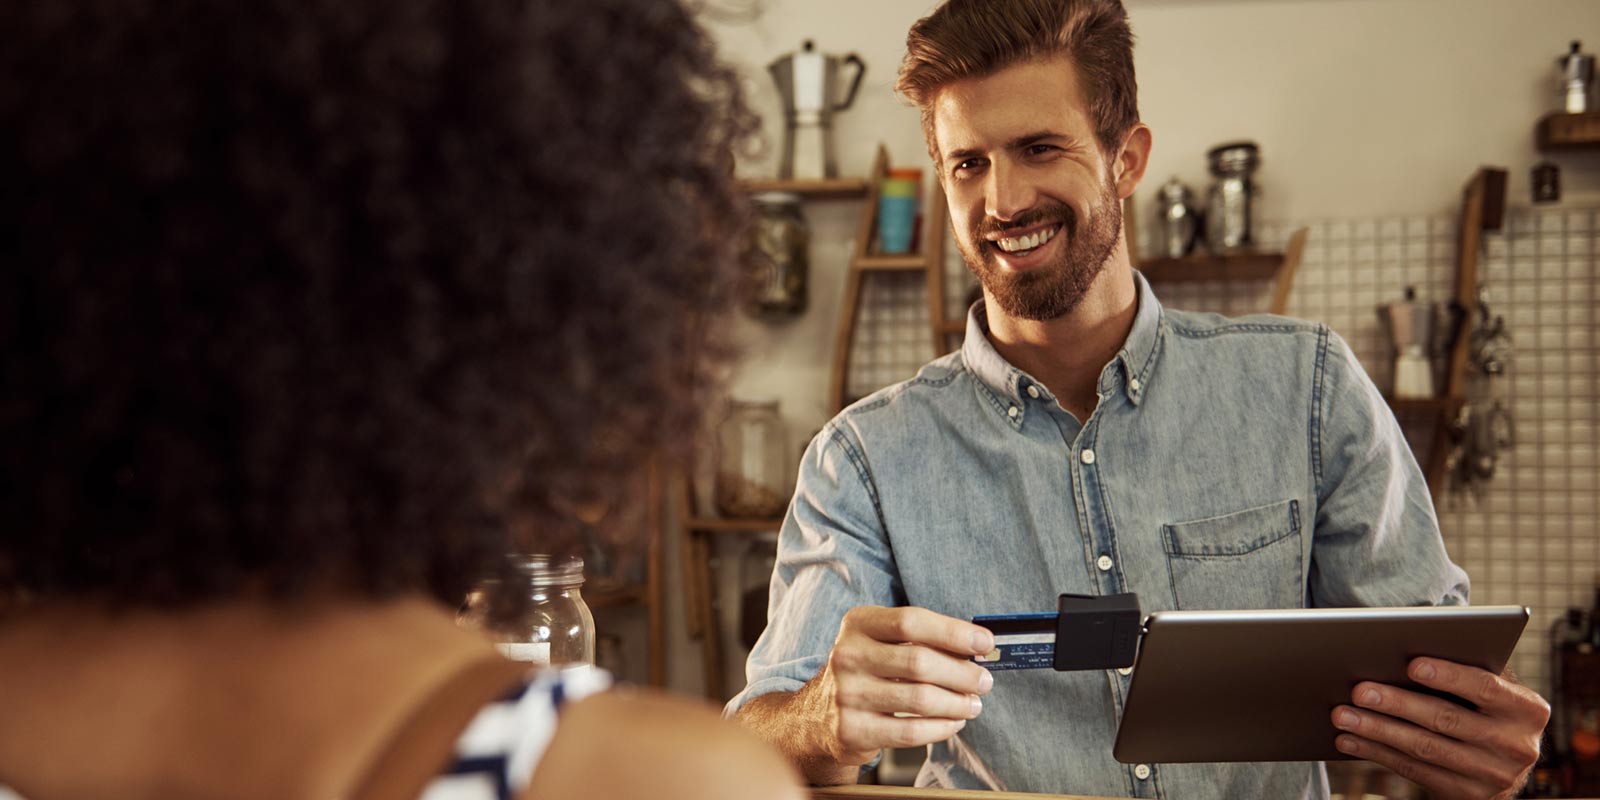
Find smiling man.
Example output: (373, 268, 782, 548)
(727, 1, 1548, 798)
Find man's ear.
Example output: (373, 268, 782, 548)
(1112, 123, 1152, 201)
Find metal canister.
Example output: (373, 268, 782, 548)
(1155, 176, 1200, 259)
(745, 192, 809, 316)
(1204, 141, 1260, 253)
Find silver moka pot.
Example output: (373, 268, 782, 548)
(1560, 40, 1595, 114)
(1378, 286, 1439, 399)
(768, 40, 865, 179)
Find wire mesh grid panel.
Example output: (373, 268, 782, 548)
(846, 270, 937, 402)
(1153, 209, 1600, 699)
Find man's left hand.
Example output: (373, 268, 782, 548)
(1330, 657, 1550, 800)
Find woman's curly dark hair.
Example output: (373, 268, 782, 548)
(0, 0, 756, 613)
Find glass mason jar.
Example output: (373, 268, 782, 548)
(714, 399, 790, 519)
(1204, 141, 1259, 253)
(744, 192, 809, 317)
(488, 554, 596, 667)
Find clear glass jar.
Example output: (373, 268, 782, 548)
(487, 554, 596, 667)
(744, 192, 809, 317)
(1204, 141, 1259, 253)
(714, 399, 790, 519)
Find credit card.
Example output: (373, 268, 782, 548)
(972, 611, 1056, 671)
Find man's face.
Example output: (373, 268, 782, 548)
(932, 53, 1124, 322)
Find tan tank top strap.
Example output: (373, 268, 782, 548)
(346, 654, 532, 800)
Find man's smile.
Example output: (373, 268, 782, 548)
(990, 222, 1062, 255)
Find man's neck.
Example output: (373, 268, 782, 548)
(984, 254, 1139, 424)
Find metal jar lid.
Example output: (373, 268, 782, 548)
(751, 191, 803, 207)
(1207, 141, 1259, 176)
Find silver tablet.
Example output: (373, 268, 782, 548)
(1112, 605, 1529, 764)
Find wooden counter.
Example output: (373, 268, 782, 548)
(811, 786, 1130, 800)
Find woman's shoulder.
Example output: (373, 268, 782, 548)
(522, 684, 805, 800)
(422, 665, 613, 795)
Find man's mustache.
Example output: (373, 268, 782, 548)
(975, 202, 1077, 241)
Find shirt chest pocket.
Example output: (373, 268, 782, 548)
(1161, 498, 1304, 611)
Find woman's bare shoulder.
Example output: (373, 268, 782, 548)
(523, 687, 805, 800)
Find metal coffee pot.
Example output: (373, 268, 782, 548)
(1560, 40, 1595, 114)
(768, 40, 865, 179)
(1378, 287, 1436, 399)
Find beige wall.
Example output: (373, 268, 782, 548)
(658, 0, 1600, 700)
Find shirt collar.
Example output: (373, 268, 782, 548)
(960, 269, 1166, 421)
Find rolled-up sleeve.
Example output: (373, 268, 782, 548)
(1308, 328, 1471, 608)
(723, 422, 902, 717)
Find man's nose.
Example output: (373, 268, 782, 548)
(984, 158, 1037, 224)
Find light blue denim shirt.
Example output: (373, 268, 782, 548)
(727, 271, 1470, 799)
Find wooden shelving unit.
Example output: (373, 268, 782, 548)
(679, 481, 784, 700)
(827, 143, 954, 414)
(1536, 111, 1600, 152)
(739, 177, 869, 200)
(680, 154, 960, 698)
(581, 462, 666, 686)
(1137, 253, 1282, 282)
(1122, 195, 1310, 316)
(1410, 167, 1507, 497)
(1385, 395, 1465, 417)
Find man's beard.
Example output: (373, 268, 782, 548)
(959, 176, 1122, 322)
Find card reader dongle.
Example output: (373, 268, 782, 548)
(1054, 593, 1142, 671)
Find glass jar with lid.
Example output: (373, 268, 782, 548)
(744, 192, 809, 317)
(467, 554, 596, 667)
(714, 398, 791, 519)
(1204, 141, 1259, 253)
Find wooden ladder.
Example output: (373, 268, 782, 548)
(827, 143, 957, 414)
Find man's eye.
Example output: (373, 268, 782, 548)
(1026, 144, 1058, 156)
(954, 158, 985, 174)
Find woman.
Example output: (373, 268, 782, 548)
(0, 1, 800, 798)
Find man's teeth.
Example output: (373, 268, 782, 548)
(996, 226, 1059, 254)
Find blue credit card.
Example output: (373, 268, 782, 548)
(972, 611, 1057, 671)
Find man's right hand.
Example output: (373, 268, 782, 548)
(795, 605, 996, 768)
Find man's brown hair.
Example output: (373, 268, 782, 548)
(896, 0, 1139, 163)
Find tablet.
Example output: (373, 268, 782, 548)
(1111, 605, 1528, 764)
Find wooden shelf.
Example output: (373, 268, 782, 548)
(1385, 395, 1464, 415)
(855, 254, 928, 271)
(683, 515, 784, 534)
(1138, 252, 1284, 283)
(740, 177, 869, 200)
(586, 585, 646, 608)
(1536, 111, 1600, 152)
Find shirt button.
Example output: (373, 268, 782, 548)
(1080, 449, 1095, 465)
(1007, 405, 1019, 419)
(1129, 378, 1142, 393)
(1135, 764, 1151, 780)
(1096, 554, 1113, 571)
(1027, 385, 1040, 399)
(1117, 666, 1134, 676)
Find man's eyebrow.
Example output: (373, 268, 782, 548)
(944, 131, 1075, 163)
